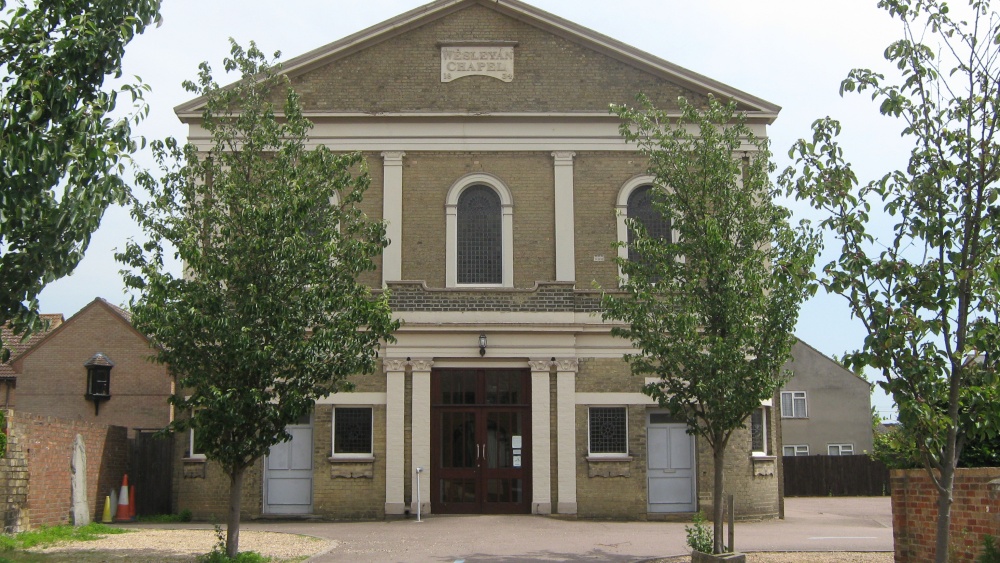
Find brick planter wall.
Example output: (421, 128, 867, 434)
(0, 410, 129, 531)
(890, 467, 1000, 562)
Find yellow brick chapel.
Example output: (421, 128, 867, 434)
(172, 0, 783, 521)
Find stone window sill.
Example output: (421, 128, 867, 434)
(751, 455, 776, 477)
(586, 455, 632, 478)
(586, 455, 632, 462)
(328, 455, 375, 479)
(328, 455, 375, 464)
(182, 456, 207, 463)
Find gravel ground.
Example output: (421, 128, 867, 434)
(27, 529, 334, 562)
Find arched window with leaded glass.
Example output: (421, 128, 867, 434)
(626, 185, 672, 263)
(457, 185, 502, 285)
(445, 173, 514, 287)
(616, 175, 675, 282)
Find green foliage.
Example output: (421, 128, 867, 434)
(685, 512, 713, 554)
(605, 95, 819, 554)
(0, 523, 129, 551)
(980, 535, 1000, 563)
(135, 509, 192, 523)
(0, 0, 160, 358)
(0, 410, 7, 459)
(871, 424, 921, 470)
(873, 420, 1000, 469)
(118, 39, 398, 558)
(781, 1, 1000, 560)
(196, 525, 270, 563)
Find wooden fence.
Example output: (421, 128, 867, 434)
(783, 454, 890, 496)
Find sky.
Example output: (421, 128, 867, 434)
(33, 0, 914, 419)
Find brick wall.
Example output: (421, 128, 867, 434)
(575, 403, 648, 518)
(574, 152, 650, 289)
(173, 435, 264, 521)
(0, 410, 129, 530)
(891, 467, 1000, 562)
(289, 4, 707, 114)
(695, 422, 781, 521)
(313, 404, 386, 519)
(400, 151, 556, 288)
(574, 358, 780, 520)
(14, 300, 173, 436)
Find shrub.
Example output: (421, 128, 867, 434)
(685, 511, 713, 554)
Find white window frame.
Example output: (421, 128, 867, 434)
(331, 405, 375, 460)
(828, 443, 854, 456)
(184, 400, 206, 460)
(445, 172, 514, 288)
(587, 405, 629, 458)
(187, 428, 206, 460)
(783, 444, 809, 456)
(780, 391, 808, 418)
(750, 406, 771, 457)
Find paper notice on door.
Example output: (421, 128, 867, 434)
(513, 455, 522, 467)
(512, 435, 522, 449)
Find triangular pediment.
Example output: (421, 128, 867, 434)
(176, 0, 778, 120)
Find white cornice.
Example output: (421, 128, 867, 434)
(182, 117, 769, 153)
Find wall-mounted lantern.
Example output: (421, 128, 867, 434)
(479, 333, 487, 357)
(84, 353, 114, 415)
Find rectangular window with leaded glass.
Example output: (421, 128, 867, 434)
(588, 406, 628, 456)
(332, 407, 373, 457)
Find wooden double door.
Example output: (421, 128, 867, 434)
(431, 369, 531, 514)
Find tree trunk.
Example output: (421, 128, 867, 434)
(932, 465, 955, 563)
(226, 466, 245, 559)
(713, 446, 726, 554)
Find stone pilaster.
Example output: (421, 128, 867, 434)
(555, 358, 579, 514)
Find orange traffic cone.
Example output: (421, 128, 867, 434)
(128, 483, 136, 520)
(115, 474, 130, 522)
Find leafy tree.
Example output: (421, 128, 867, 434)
(0, 0, 160, 356)
(605, 95, 819, 554)
(781, 1, 1000, 560)
(118, 41, 398, 558)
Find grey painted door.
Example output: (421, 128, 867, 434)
(264, 416, 313, 514)
(647, 414, 696, 513)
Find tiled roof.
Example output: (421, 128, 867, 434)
(84, 352, 115, 367)
(0, 314, 64, 377)
(98, 298, 132, 324)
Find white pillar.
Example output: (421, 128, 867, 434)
(410, 359, 433, 515)
(555, 358, 578, 514)
(383, 359, 407, 515)
(529, 359, 552, 514)
(502, 203, 514, 287)
(381, 151, 405, 284)
(552, 151, 576, 282)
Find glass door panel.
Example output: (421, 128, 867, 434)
(431, 369, 531, 514)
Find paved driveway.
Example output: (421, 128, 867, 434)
(228, 496, 893, 562)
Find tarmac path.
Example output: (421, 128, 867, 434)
(258, 496, 892, 562)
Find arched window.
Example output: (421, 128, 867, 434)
(616, 176, 675, 282)
(446, 173, 514, 287)
(457, 185, 502, 284)
(626, 185, 672, 263)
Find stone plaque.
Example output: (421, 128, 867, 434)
(441, 44, 514, 82)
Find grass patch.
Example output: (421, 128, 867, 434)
(135, 509, 192, 523)
(0, 523, 129, 551)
